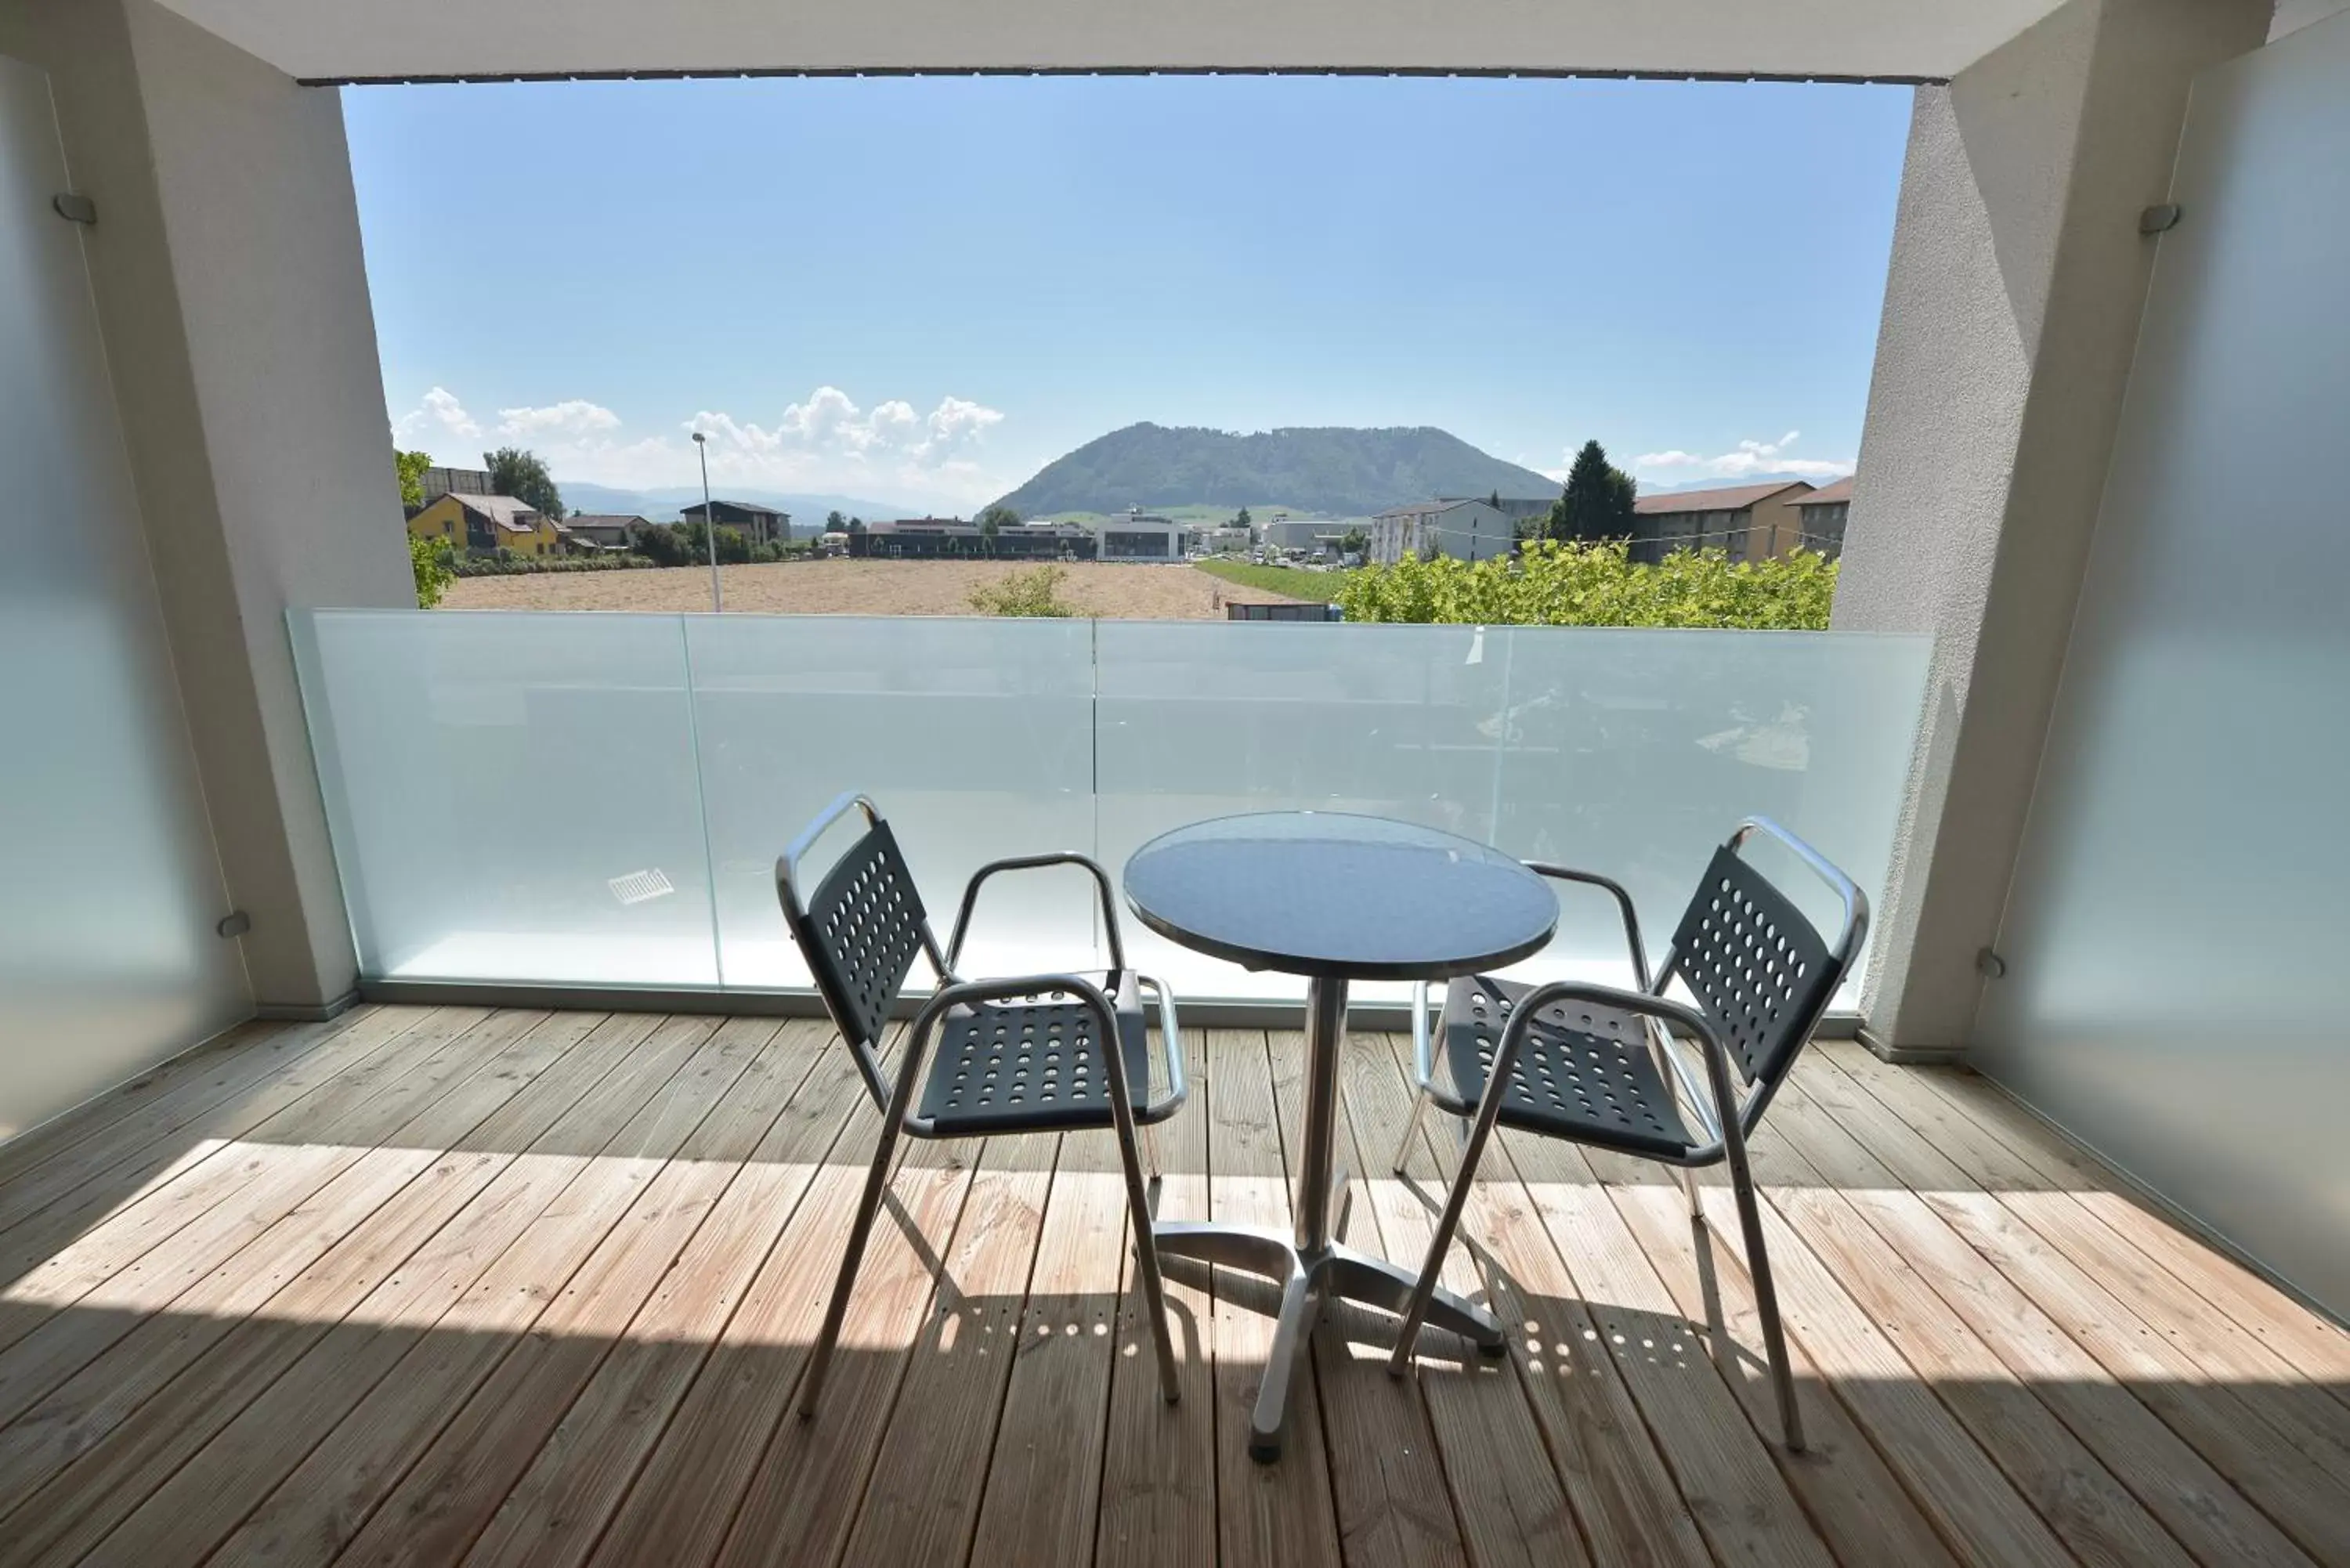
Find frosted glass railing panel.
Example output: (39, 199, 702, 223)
(1095, 620, 1508, 1002)
(685, 616, 1099, 987)
(291, 609, 718, 985)
(1491, 628, 1929, 995)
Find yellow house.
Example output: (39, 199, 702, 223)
(406, 492, 568, 557)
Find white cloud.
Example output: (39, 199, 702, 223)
(1629, 430, 1853, 482)
(390, 385, 482, 446)
(493, 399, 621, 440)
(387, 385, 1011, 509)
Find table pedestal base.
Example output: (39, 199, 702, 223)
(1154, 1219, 1506, 1461)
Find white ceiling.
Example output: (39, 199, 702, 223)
(153, 0, 2078, 85)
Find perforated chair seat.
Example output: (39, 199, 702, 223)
(917, 970, 1155, 1135)
(1437, 975, 1696, 1159)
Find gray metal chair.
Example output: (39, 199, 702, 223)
(778, 793, 1188, 1416)
(1384, 817, 1866, 1452)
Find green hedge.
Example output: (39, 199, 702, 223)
(1335, 540, 1837, 629)
(445, 552, 659, 578)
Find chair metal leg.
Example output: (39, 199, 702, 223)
(1680, 1160, 1703, 1219)
(1388, 1084, 1433, 1177)
(1116, 1115, 1182, 1404)
(1723, 1154, 1805, 1451)
(798, 1112, 903, 1418)
(1386, 1052, 1513, 1377)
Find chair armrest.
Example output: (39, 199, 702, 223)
(946, 853, 1127, 971)
(1134, 973, 1189, 1125)
(1522, 864, 1652, 992)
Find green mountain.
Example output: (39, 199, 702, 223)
(990, 423, 1561, 519)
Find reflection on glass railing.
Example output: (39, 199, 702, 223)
(291, 609, 1927, 1006)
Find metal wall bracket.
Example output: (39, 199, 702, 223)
(2138, 202, 2183, 234)
(216, 910, 252, 938)
(52, 191, 96, 225)
(1975, 946, 2008, 979)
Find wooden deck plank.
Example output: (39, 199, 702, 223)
(0, 1020, 294, 1187)
(0, 1012, 616, 1568)
(458, 1023, 864, 1568)
(1867, 1051, 2350, 1411)
(197, 1017, 751, 1568)
(1674, 1148, 2079, 1568)
(325, 1019, 801, 1568)
(966, 1127, 1130, 1568)
(1093, 1031, 1217, 1568)
(701, 1105, 986, 1568)
(1202, 1028, 1343, 1568)
(0, 1010, 556, 1498)
(830, 1129, 1059, 1568)
(1737, 1082, 2203, 1568)
(0, 1009, 560, 1519)
(1336, 1034, 1587, 1568)
(1264, 1028, 1468, 1568)
(70, 1012, 679, 1568)
(0, 1008, 507, 1422)
(1493, 1129, 1839, 1568)
(1803, 1047, 2350, 1565)
(1766, 1064, 2313, 1568)
(1375, 1035, 1713, 1568)
(1, 1012, 2342, 1568)
(1600, 1172, 1965, 1568)
(574, 1045, 906, 1568)
(0, 1012, 399, 1223)
(0, 1007, 447, 1306)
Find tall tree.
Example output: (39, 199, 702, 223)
(978, 504, 1019, 555)
(483, 446, 563, 521)
(1545, 440, 1636, 543)
(825, 509, 846, 531)
(395, 450, 432, 511)
(1234, 506, 1253, 529)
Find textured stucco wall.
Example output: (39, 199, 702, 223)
(0, 0, 410, 1011)
(1832, 0, 2270, 1051)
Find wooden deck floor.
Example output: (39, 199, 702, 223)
(0, 1004, 2345, 1568)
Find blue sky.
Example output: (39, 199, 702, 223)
(349, 74, 1911, 511)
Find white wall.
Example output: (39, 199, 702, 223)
(1830, 0, 2269, 1051)
(1975, 9, 2350, 1317)
(0, 0, 413, 1016)
(0, 55, 250, 1139)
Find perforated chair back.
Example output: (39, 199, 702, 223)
(1665, 836, 1851, 1090)
(783, 816, 932, 1057)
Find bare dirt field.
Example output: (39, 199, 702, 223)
(441, 558, 1304, 619)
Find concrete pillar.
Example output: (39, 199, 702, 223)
(1830, 0, 2269, 1055)
(0, 0, 410, 1014)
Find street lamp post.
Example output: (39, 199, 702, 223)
(692, 431, 721, 613)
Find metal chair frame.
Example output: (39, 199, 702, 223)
(778, 793, 1189, 1416)
(1385, 817, 1867, 1452)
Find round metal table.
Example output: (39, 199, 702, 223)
(1123, 811, 1558, 1461)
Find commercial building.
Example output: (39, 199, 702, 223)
(1099, 509, 1187, 559)
(1794, 475, 1854, 558)
(1629, 479, 1815, 563)
(1368, 498, 1512, 563)
(680, 497, 790, 545)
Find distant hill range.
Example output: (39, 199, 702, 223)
(557, 480, 913, 525)
(991, 423, 1563, 520)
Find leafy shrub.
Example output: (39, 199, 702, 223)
(446, 553, 659, 578)
(628, 521, 694, 566)
(1335, 540, 1837, 629)
(410, 533, 454, 608)
(967, 564, 1077, 617)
